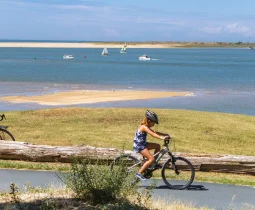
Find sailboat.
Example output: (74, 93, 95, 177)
(120, 43, 127, 53)
(102, 47, 108, 56)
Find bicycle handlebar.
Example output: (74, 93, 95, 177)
(164, 138, 171, 146)
(0, 114, 6, 121)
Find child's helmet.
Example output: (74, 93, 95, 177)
(145, 110, 159, 124)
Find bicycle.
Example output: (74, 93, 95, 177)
(0, 114, 15, 141)
(110, 139, 195, 190)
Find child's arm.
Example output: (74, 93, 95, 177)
(140, 125, 169, 140)
(155, 131, 170, 138)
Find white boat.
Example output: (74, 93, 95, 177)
(63, 54, 74, 59)
(139, 55, 151, 60)
(102, 48, 108, 56)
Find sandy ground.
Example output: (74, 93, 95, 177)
(1, 90, 191, 106)
(0, 42, 183, 48)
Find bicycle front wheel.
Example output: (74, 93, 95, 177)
(0, 128, 15, 141)
(162, 157, 195, 190)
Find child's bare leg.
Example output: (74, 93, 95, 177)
(147, 142, 160, 160)
(138, 148, 154, 174)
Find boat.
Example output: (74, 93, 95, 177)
(120, 43, 127, 53)
(139, 55, 151, 60)
(63, 54, 74, 59)
(120, 46, 127, 53)
(102, 48, 108, 56)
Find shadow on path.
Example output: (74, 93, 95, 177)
(141, 184, 208, 191)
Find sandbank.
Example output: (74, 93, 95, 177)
(1, 90, 191, 106)
(0, 42, 181, 48)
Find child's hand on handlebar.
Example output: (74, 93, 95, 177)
(162, 134, 170, 140)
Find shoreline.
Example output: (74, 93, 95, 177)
(0, 42, 254, 48)
(1, 90, 191, 106)
(0, 42, 179, 48)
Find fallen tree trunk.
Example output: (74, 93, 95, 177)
(0, 141, 254, 175)
(0, 141, 121, 162)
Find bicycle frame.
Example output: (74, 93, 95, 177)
(113, 139, 195, 189)
(127, 141, 173, 171)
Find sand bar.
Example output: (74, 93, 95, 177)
(0, 42, 182, 48)
(1, 90, 191, 106)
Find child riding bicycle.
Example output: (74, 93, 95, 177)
(134, 110, 170, 181)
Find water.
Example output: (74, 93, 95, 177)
(0, 47, 255, 115)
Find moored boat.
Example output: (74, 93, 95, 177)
(63, 54, 74, 59)
(102, 48, 108, 56)
(139, 55, 151, 60)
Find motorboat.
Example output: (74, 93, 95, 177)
(102, 48, 108, 56)
(139, 55, 151, 60)
(63, 54, 74, 59)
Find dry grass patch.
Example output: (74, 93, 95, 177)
(0, 186, 211, 210)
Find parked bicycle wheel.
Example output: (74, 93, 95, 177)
(0, 128, 15, 141)
(162, 157, 195, 190)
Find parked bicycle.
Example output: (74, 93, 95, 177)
(0, 114, 15, 141)
(110, 139, 195, 190)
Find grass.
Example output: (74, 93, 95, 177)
(3, 107, 255, 156)
(1, 107, 254, 187)
(0, 186, 212, 210)
(0, 159, 254, 187)
(0, 160, 70, 171)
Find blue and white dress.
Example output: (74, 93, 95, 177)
(133, 129, 147, 153)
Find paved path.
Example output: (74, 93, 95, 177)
(0, 169, 254, 209)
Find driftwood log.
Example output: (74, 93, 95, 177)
(0, 141, 254, 175)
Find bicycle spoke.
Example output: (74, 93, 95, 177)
(162, 157, 195, 190)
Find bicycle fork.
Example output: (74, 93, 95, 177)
(169, 156, 180, 175)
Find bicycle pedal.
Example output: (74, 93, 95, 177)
(149, 164, 162, 170)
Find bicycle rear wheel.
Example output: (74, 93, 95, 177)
(162, 157, 195, 190)
(0, 128, 15, 141)
(110, 155, 141, 174)
(110, 155, 141, 183)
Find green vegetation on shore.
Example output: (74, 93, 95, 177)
(93, 41, 255, 48)
(4, 107, 255, 156)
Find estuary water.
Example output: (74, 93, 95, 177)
(0, 47, 254, 115)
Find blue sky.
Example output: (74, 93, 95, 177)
(1, 0, 255, 42)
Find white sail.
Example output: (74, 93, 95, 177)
(102, 47, 108, 56)
(120, 44, 127, 53)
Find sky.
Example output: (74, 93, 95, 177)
(1, 0, 255, 42)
